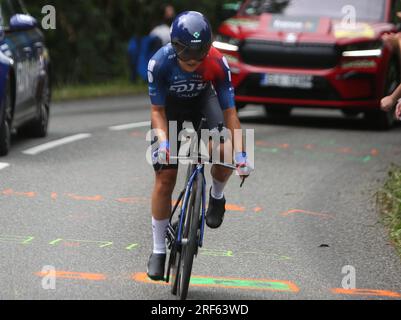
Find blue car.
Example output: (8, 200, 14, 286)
(0, 0, 51, 156)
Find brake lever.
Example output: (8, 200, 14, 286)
(240, 176, 246, 188)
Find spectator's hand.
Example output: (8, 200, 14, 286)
(382, 32, 401, 50)
(396, 101, 401, 120)
(381, 95, 396, 112)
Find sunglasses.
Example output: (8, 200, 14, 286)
(172, 39, 209, 62)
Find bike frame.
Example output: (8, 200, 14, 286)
(176, 163, 207, 248)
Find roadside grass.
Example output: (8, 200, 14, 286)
(53, 79, 148, 102)
(377, 165, 401, 256)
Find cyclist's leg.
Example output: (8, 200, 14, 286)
(197, 87, 234, 228)
(198, 86, 234, 186)
(148, 103, 182, 280)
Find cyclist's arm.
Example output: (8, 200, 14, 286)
(148, 56, 168, 142)
(223, 107, 244, 155)
(151, 105, 168, 143)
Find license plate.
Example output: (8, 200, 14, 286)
(260, 73, 313, 89)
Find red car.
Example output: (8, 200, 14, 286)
(214, 0, 401, 129)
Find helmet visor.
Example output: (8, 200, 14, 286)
(172, 39, 210, 62)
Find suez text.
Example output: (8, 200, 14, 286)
(151, 304, 249, 317)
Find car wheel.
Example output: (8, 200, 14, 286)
(365, 60, 399, 130)
(22, 74, 50, 138)
(0, 80, 12, 157)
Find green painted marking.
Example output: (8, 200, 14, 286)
(49, 239, 63, 245)
(255, 147, 279, 154)
(190, 276, 292, 291)
(126, 243, 139, 250)
(49, 239, 113, 248)
(200, 249, 234, 257)
(0, 235, 35, 245)
(362, 156, 372, 163)
(66, 239, 113, 248)
(22, 237, 35, 245)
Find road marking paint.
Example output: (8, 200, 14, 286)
(133, 272, 299, 293)
(126, 243, 139, 250)
(22, 133, 91, 155)
(65, 194, 104, 202)
(1, 189, 37, 198)
(0, 235, 34, 245)
(238, 110, 263, 117)
(331, 288, 401, 298)
(49, 238, 113, 248)
(36, 270, 106, 281)
(109, 121, 151, 131)
(0, 163, 10, 170)
(280, 209, 332, 219)
(200, 249, 234, 257)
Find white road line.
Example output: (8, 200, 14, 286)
(22, 134, 92, 155)
(0, 163, 10, 170)
(239, 110, 264, 117)
(109, 121, 151, 131)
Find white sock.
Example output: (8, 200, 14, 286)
(211, 178, 228, 200)
(152, 217, 169, 254)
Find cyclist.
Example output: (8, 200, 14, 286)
(146, 11, 252, 281)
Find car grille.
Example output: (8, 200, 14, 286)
(236, 74, 341, 101)
(240, 39, 340, 69)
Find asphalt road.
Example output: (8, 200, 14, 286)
(0, 95, 401, 300)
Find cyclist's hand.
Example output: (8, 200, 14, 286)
(235, 152, 253, 177)
(152, 141, 170, 165)
(381, 95, 396, 112)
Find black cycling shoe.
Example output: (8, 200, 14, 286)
(206, 188, 226, 229)
(147, 253, 166, 281)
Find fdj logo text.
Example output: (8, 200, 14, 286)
(170, 83, 207, 93)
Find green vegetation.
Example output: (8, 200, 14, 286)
(377, 166, 401, 255)
(52, 79, 147, 102)
(24, 0, 235, 86)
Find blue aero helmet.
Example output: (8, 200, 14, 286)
(170, 11, 212, 62)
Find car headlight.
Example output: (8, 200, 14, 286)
(213, 34, 240, 52)
(342, 41, 383, 57)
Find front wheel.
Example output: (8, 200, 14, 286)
(176, 173, 202, 300)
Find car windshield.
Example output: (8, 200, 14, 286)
(241, 0, 386, 22)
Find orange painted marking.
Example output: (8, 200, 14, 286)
(36, 270, 106, 281)
(253, 207, 263, 213)
(1, 189, 36, 198)
(337, 147, 353, 154)
(332, 288, 401, 298)
(65, 194, 103, 202)
(51, 192, 58, 200)
(281, 209, 332, 219)
(279, 144, 290, 149)
(132, 272, 300, 293)
(226, 204, 246, 212)
(371, 149, 379, 156)
(117, 197, 148, 204)
(304, 144, 315, 150)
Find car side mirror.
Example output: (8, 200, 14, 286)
(10, 14, 37, 31)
